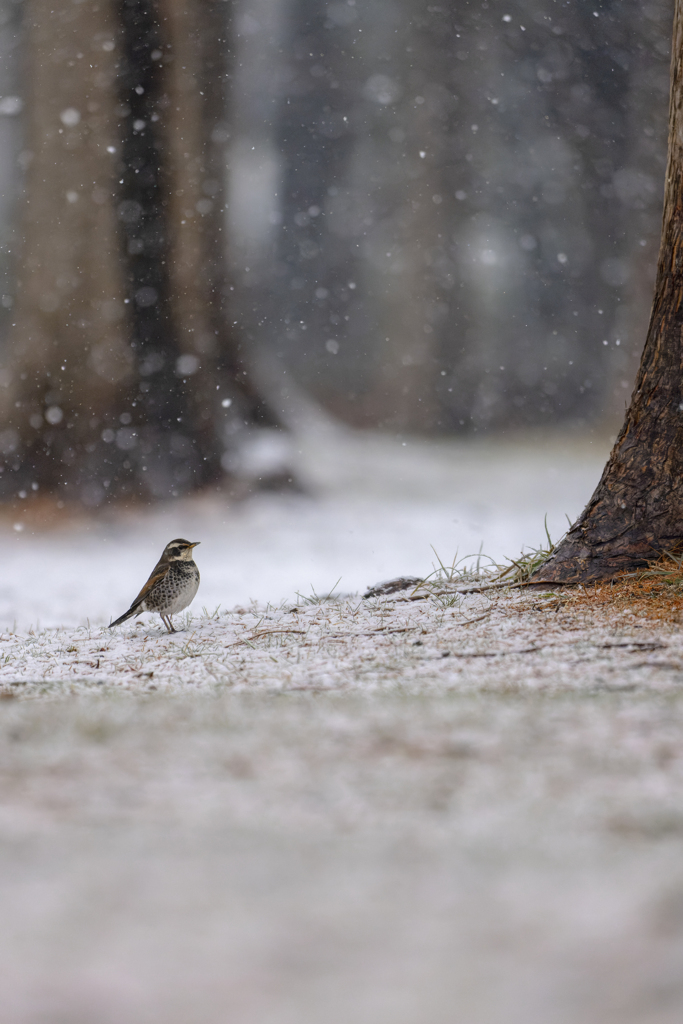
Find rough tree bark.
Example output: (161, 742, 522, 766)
(533, 0, 683, 584)
(0, 0, 277, 506)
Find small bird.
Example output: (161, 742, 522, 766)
(109, 538, 200, 633)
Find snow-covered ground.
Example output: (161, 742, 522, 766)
(5, 427, 681, 1024)
(2, 584, 683, 1023)
(0, 425, 609, 629)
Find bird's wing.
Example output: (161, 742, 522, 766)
(129, 561, 170, 610)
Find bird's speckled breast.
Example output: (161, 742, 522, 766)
(143, 561, 200, 615)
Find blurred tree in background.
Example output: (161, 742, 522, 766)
(0, 0, 674, 503)
(231, 0, 672, 431)
(0, 0, 276, 505)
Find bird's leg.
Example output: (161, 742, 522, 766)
(167, 616, 176, 633)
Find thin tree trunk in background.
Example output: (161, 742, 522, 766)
(0, 0, 127, 503)
(355, 0, 444, 432)
(115, 0, 274, 499)
(533, 0, 683, 584)
(117, 0, 185, 500)
(160, 0, 275, 469)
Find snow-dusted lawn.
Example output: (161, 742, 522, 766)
(2, 430, 682, 1023)
(0, 425, 607, 629)
(2, 587, 683, 1023)
(0, 581, 680, 697)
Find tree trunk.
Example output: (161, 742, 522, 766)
(0, 0, 128, 505)
(533, 0, 683, 584)
(0, 0, 279, 506)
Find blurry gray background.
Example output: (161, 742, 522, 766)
(0, 0, 673, 442)
(228, 0, 671, 433)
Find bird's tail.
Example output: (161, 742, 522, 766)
(109, 605, 140, 628)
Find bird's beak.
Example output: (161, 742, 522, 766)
(189, 542, 200, 548)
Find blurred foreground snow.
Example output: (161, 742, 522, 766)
(3, 430, 683, 1024)
(0, 427, 610, 629)
(2, 585, 683, 1024)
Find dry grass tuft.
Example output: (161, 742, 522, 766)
(494, 517, 559, 586)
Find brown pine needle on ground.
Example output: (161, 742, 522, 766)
(563, 551, 683, 626)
